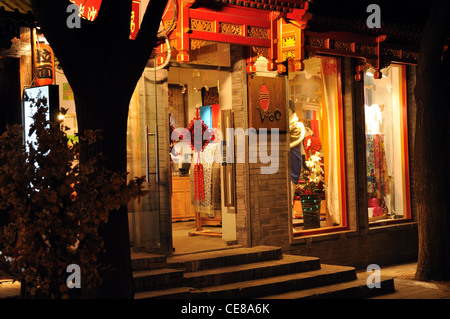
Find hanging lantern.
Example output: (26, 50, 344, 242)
(70, 0, 102, 21)
(35, 43, 55, 87)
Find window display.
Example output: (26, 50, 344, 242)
(289, 57, 346, 233)
(364, 65, 410, 222)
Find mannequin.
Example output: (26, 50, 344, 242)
(364, 104, 382, 134)
(289, 100, 305, 206)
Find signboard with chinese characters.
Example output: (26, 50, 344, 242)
(248, 76, 287, 132)
(69, 0, 140, 39)
(70, 0, 102, 21)
(130, 1, 140, 40)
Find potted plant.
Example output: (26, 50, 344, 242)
(297, 150, 324, 229)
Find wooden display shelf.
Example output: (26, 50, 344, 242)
(171, 176, 195, 222)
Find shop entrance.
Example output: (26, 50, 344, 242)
(127, 42, 238, 256)
(168, 62, 238, 254)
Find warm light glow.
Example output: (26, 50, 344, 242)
(366, 68, 375, 77)
(58, 114, 65, 121)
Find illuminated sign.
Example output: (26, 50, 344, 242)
(23, 85, 60, 148)
(130, 1, 140, 40)
(69, 0, 102, 22)
(69, 0, 140, 39)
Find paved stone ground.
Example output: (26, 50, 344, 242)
(0, 279, 20, 299)
(364, 262, 450, 299)
(3, 262, 450, 299)
(3, 226, 450, 300)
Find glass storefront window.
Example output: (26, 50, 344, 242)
(364, 65, 411, 223)
(288, 57, 347, 235)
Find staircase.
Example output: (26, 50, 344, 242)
(132, 246, 395, 299)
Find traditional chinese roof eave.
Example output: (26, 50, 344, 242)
(308, 14, 424, 45)
(0, 6, 36, 52)
(196, 0, 312, 13)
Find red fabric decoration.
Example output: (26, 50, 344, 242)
(183, 109, 214, 203)
(310, 119, 320, 141)
(304, 135, 321, 158)
(373, 206, 384, 217)
(368, 198, 379, 207)
(194, 164, 205, 201)
(322, 57, 337, 76)
(184, 109, 214, 153)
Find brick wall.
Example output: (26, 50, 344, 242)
(249, 134, 290, 248)
(230, 45, 252, 247)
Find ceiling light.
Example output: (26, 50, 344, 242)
(366, 67, 375, 77)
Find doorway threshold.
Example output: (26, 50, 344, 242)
(172, 220, 239, 256)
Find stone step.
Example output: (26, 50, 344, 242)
(183, 254, 320, 288)
(189, 264, 357, 299)
(133, 268, 184, 292)
(166, 246, 282, 272)
(131, 252, 167, 271)
(135, 264, 356, 299)
(135, 286, 196, 299)
(260, 273, 395, 299)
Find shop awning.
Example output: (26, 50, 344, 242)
(0, 0, 32, 14)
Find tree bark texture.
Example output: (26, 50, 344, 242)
(414, 0, 450, 281)
(31, 0, 169, 298)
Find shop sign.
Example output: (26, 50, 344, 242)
(248, 76, 287, 132)
(68, 0, 140, 39)
(130, 1, 140, 40)
(69, 0, 102, 21)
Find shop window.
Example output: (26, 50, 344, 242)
(289, 57, 347, 236)
(364, 64, 411, 224)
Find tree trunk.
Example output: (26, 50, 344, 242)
(414, 0, 450, 282)
(30, 0, 169, 298)
(75, 87, 134, 298)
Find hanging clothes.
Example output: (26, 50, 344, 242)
(190, 142, 220, 218)
(366, 133, 390, 198)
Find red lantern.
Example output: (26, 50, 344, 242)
(35, 43, 55, 87)
(70, 0, 102, 21)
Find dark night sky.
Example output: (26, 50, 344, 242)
(308, 0, 430, 28)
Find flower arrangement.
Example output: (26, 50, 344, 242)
(298, 151, 324, 196)
(304, 135, 321, 159)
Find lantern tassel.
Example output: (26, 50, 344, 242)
(194, 154, 205, 202)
